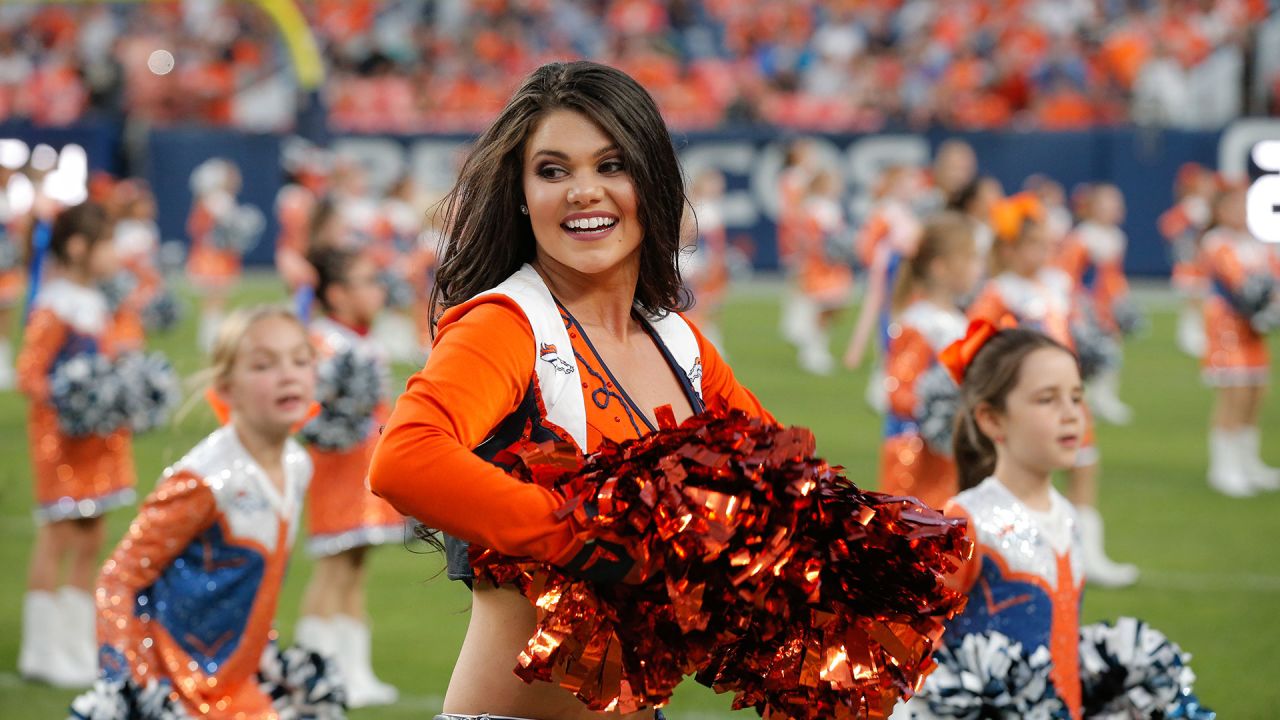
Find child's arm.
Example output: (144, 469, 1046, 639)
(885, 327, 931, 419)
(843, 246, 889, 370)
(15, 308, 68, 402)
(96, 471, 218, 674)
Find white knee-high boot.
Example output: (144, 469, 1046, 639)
(0, 337, 14, 390)
(1208, 428, 1254, 498)
(332, 615, 397, 708)
(20, 590, 93, 688)
(1240, 426, 1280, 491)
(1075, 505, 1139, 588)
(1086, 368, 1133, 426)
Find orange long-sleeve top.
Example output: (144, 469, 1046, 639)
(369, 295, 772, 569)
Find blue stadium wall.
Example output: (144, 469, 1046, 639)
(3, 120, 1272, 277)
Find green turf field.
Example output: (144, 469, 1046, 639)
(2, 275, 1278, 718)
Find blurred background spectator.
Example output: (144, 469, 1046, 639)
(0, 0, 1275, 133)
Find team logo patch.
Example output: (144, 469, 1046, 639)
(539, 343, 575, 375)
(687, 357, 703, 383)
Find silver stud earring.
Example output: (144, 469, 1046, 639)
(520, 204, 528, 215)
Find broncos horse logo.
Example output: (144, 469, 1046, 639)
(539, 343, 576, 375)
(687, 357, 703, 383)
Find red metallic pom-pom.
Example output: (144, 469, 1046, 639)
(469, 406, 971, 719)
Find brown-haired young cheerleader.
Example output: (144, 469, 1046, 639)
(368, 61, 773, 720)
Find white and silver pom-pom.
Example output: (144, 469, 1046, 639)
(98, 272, 137, 313)
(378, 268, 415, 310)
(115, 351, 182, 434)
(257, 642, 347, 719)
(1230, 273, 1278, 334)
(142, 285, 185, 333)
(914, 364, 960, 457)
(209, 204, 265, 255)
(68, 677, 192, 720)
(915, 631, 1069, 719)
(51, 353, 131, 437)
(1111, 297, 1147, 337)
(1079, 617, 1205, 719)
(1071, 302, 1121, 382)
(300, 348, 385, 451)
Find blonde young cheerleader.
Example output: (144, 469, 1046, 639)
(968, 194, 1138, 588)
(900, 322, 1088, 719)
(1199, 184, 1280, 496)
(295, 247, 402, 707)
(880, 212, 982, 508)
(17, 202, 133, 688)
(1056, 183, 1138, 425)
(70, 306, 345, 719)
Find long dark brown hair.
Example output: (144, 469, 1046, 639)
(429, 61, 690, 329)
(953, 328, 1075, 490)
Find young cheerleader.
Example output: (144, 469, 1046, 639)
(72, 306, 333, 719)
(681, 167, 731, 351)
(791, 168, 853, 375)
(186, 159, 263, 351)
(295, 247, 402, 707)
(1159, 163, 1216, 358)
(17, 201, 132, 688)
(968, 194, 1138, 588)
(1056, 183, 1136, 425)
(880, 212, 982, 508)
(1199, 183, 1280, 496)
(901, 322, 1087, 718)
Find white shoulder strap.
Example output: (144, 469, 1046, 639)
(645, 311, 704, 402)
(481, 264, 587, 450)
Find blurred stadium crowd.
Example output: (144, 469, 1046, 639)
(0, 0, 1278, 134)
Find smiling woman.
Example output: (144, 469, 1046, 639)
(367, 61, 773, 720)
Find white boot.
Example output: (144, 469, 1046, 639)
(332, 615, 398, 708)
(19, 591, 91, 688)
(294, 615, 340, 658)
(1086, 369, 1133, 426)
(58, 587, 99, 684)
(198, 309, 223, 353)
(1208, 428, 1255, 498)
(797, 333, 835, 376)
(1240, 426, 1280, 492)
(1075, 505, 1139, 589)
(0, 337, 14, 391)
(780, 292, 807, 346)
(1176, 305, 1206, 358)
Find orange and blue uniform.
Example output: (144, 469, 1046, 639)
(1200, 227, 1280, 387)
(95, 425, 311, 718)
(880, 300, 966, 508)
(939, 478, 1084, 719)
(17, 278, 137, 523)
(369, 264, 772, 583)
(306, 316, 404, 557)
(1055, 221, 1131, 335)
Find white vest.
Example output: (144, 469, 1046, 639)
(476, 264, 704, 450)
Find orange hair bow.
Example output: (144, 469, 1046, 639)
(938, 317, 1015, 384)
(204, 387, 321, 430)
(990, 192, 1045, 245)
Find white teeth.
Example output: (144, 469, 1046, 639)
(565, 217, 616, 230)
